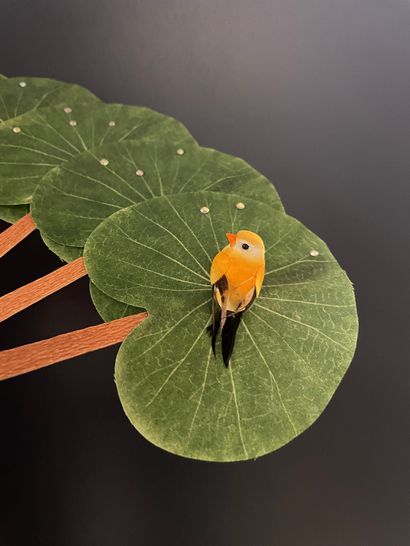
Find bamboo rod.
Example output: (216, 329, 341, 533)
(0, 257, 87, 323)
(0, 312, 148, 380)
(0, 213, 36, 258)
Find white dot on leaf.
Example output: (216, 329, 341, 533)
(12, 127, 21, 133)
(69, 120, 77, 127)
(19, 81, 27, 88)
(100, 158, 109, 166)
(236, 202, 245, 210)
(64, 107, 72, 114)
(310, 249, 319, 257)
(200, 206, 210, 214)
(176, 148, 185, 155)
(136, 169, 144, 176)
(108, 121, 116, 127)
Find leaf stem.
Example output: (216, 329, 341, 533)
(0, 213, 36, 258)
(0, 312, 148, 381)
(0, 257, 87, 323)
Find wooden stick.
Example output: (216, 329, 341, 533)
(0, 312, 148, 381)
(0, 257, 87, 323)
(0, 213, 36, 258)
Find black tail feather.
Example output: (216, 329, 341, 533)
(221, 312, 242, 367)
(207, 309, 221, 357)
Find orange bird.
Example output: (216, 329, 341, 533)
(207, 230, 265, 366)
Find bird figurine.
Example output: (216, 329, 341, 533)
(207, 230, 265, 367)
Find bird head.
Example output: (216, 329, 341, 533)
(225, 230, 265, 260)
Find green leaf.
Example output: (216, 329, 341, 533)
(40, 234, 83, 262)
(90, 282, 142, 322)
(84, 191, 358, 462)
(0, 102, 195, 205)
(0, 203, 29, 223)
(0, 77, 98, 123)
(32, 140, 282, 253)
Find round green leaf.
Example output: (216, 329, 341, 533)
(90, 282, 142, 322)
(40, 234, 83, 263)
(0, 102, 195, 205)
(32, 140, 282, 253)
(0, 203, 29, 223)
(0, 77, 98, 124)
(84, 191, 358, 462)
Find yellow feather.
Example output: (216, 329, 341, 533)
(255, 262, 265, 296)
(209, 230, 265, 365)
(210, 230, 265, 312)
(236, 230, 265, 250)
(210, 250, 230, 285)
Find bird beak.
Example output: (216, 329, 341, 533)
(226, 233, 236, 247)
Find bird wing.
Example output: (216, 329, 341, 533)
(235, 262, 264, 313)
(255, 262, 265, 296)
(236, 287, 256, 313)
(209, 251, 231, 344)
(210, 250, 230, 285)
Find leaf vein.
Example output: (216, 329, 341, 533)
(229, 363, 249, 458)
(254, 303, 351, 352)
(243, 320, 298, 435)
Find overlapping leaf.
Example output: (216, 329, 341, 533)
(0, 204, 29, 224)
(32, 140, 282, 255)
(0, 76, 99, 222)
(0, 102, 195, 205)
(0, 77, 98, 124)
(90, 282, 140, 322)
(84, 191, 358, 461)
(40, 235, 83, 263)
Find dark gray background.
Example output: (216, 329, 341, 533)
(1, 1, 409, 545)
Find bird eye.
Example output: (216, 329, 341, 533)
(242, 243, 249, 250)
